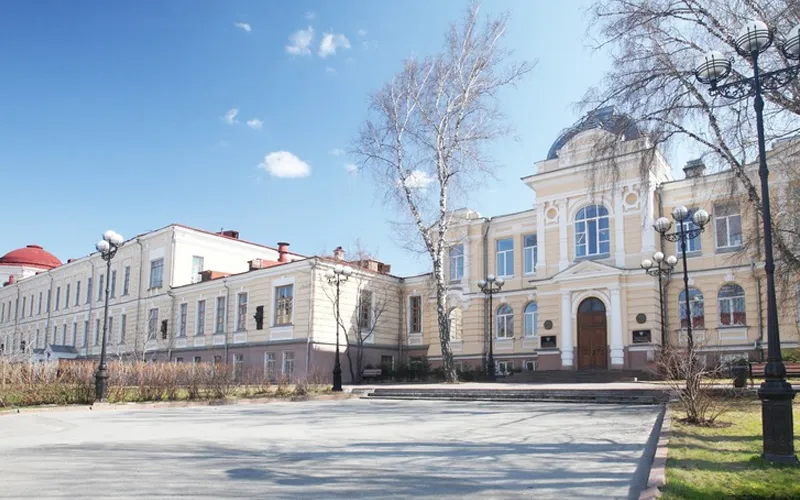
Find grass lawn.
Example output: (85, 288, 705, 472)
(662, 401, 800, 499)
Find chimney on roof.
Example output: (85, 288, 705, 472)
(277, 242, 290, 263)
(683, 159, 706, 179)
(200, 270, 229, 282)
(67, 259, 76, 263)
(217, 229, 240, 239)
(249, 258, 265, 271)
(4, 275, 15, 286)
(333, 246, 345, 261)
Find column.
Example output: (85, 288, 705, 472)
(560, 291, 573, 368)
(536, 205, 546, 272)
(614, 190, 626, 267)
(610, 286, 624, 367)
(558, 199, 569, 271)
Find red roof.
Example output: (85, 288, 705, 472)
(0, 245, 62, 269)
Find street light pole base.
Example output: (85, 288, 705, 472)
(332, 365, 343, 392)
(758, 379, 798, 464)
(95, 367, 109, 403)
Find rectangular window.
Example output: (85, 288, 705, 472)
(274, 285, 294, 326)
(21, 297, 26, 318)
(71, 323, 77, 346)
(38, 292, 43, 314)
(95, 319, 100, 345)
(178, 303, 187, 337)
(715, 204, 743, 249)
(83, 320, 89, 347)
(74, 282, 80, 306)
(55, 287, 60, 311)
(449, 244, 464, 281)
(119, 314, 127, 344)
(193, 356, 202, 365)
(110, 270, 117, 298)
(236, 292, 248, 331)
(496, 360, 513, 376)
(122, 266, 130, 295)
(45, 291, 50, 313)
(29, 294, 33, 317)
(215, 296, 226, 333)
(61, 324, 67, 344)
(149, 258, 164, 289)
(496, 238, 514, 277)
(65, 284, 70, 309)
(191, 256, 204, 284)
(409, 296, 422, 334)
(175, 357, 184, 363)
(196, 300, 206, 335)
(34, 329, 39, 348)
(148, 308, 159, 340)
(523, 234, 537, 274)
(97, 274, 104, 301)
(358, 290, 373, 329)
(86, 277, 92, 304)
(265, 352, 276, 378)
(381, 355, 395, 371)
(1, 302, 4, 323)
(282, 351, 295, 376)
(677, 209, 702, 254)
(107, 317, 113, 345)
(232, 354, 244, 380)
(213, 355, 222, 365)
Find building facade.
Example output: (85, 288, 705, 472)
(2, 109, 798, 379)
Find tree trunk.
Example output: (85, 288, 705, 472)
(434, 261, 456, 382)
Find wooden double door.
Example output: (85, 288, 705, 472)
(577, 298, 608, 370)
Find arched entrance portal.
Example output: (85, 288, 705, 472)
(577, 297, 608, 370)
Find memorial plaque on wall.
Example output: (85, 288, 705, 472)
(632, 330, 652, 344)
(541, 336, 557, 348)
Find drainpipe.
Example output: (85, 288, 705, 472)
(167, 289, 175, 361)
(87, 260, 96, 358)
(13, 285, 20, 354)
(398, 282, 404, 366)
(223, 279, 230, 363)
(751, 208, 765, 361)
(656, 184, 670, 346)
(307, 259, 317, 378)
(134, 238, 144, 359)
(44, 271, 53, 351)
(482, 219, 490, 368)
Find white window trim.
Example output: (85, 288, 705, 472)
(270, 276, 296, 335)
(575, 205, 610, 258)
(282, 351, 295, 376)
(407, 295, 423, 335)
(523, 234, 537, 275)
(195, 299, 207, 336)
(236, 292, 248, 332)
(214, 295, 226, 334)
(178, 303, 188, 337)
(496, 238, 514, 278)
(714, 209, 743, 250)
(524, 303, 538, 338)
(449, 244, 464, 281)
(496, 306, 514, 339)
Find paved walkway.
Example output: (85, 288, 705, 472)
(1, 399, 661, 499)
(349, 381, 665, 391)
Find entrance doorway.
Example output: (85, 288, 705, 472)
(577, 297, 608, 369)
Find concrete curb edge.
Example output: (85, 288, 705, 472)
(638, 405, 671, 499)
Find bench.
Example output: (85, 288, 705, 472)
(361, 368, 382, 379)
(750, 363, 800, 378)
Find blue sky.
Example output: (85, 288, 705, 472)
(0, 0, 649, 275)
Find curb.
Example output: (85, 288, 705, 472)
(638, 406, 671, 499)
(0, 392, 354, 416)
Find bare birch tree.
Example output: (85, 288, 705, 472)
(352, 3, 532, 382)
(581, 0, 800, 297)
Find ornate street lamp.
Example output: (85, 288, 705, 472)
(478, 275, 504, 382)
(94, 229, 124, 402)
(325, 264, 353, 392)
(695, 20, 800, 464)
(641, 251, 678, 346)
(652, 206, 710, 351)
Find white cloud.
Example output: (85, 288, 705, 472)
(318, 32, 351, 58)
(329, 148, 344, 156)
(357, 29, 367, 37)
(286, 26, 314, 55)
(305, 11, 316, 21)
(258, 151, 311, 178)
(399, 170, 435, 190)
(234, 22, 251, 33)
(345, 163, 358, 174)
(223, 108, 239, 125)
(246, 118, 263, 130)
(325, 66, 336, 74)
(362, 40, 379, 51)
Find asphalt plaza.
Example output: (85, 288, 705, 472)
(0, 399, 662, 499)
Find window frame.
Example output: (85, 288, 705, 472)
(196, 300, 206, 336)
(523, 302, 539, 338)
(178, 303, 187, 337)
(449, 244, 464, 281)
(676, 208, 702, 255)
(714, 204, 743, 250)
(408, 295, 423, 334)
(274, 285, 294, 326)
(575, 205, 610, 258)
(679, 288, 705, 330)
(110, 270, 117, 299)
(236, 292, 248, 332)
(282, 351, 295, 376)
(148, 308, 159, 340)
(122, 267, 130, 296)
(495, 238, 514, 278)
(523, 234, 537, 275)
(496, 304, 514, 339)
(215, 296, 226, 334)
(149, 258, 164, 289)
(448, 307, 463, 341)
(718, 283, 746, 327)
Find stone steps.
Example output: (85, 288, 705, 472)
(499, 369, 659, 385)
(361, 388, 669, 405)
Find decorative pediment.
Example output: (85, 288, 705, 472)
(553, 259, 621, 281)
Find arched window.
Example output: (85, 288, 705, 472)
(719, 284, 746, 326)
(524, 302, 538, 337)
(448, 307, 463, 341)
(496, 304, 514, 339)
(575, 205, 610, 258)
(679, 288, 705, 329)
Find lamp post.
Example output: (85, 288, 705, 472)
(652, 206, 710, 351)
(478, 275, 504, 382)
(94, 229, 124, 402)
(641, 251, 678, 346)
(694, 20, 800, 464)
(325, 264, 353, 392)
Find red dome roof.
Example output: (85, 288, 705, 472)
(0, 245, 62, 269)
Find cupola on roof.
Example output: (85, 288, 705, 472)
(0, 245, 62, 269)
(547, 106, 642, 160)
